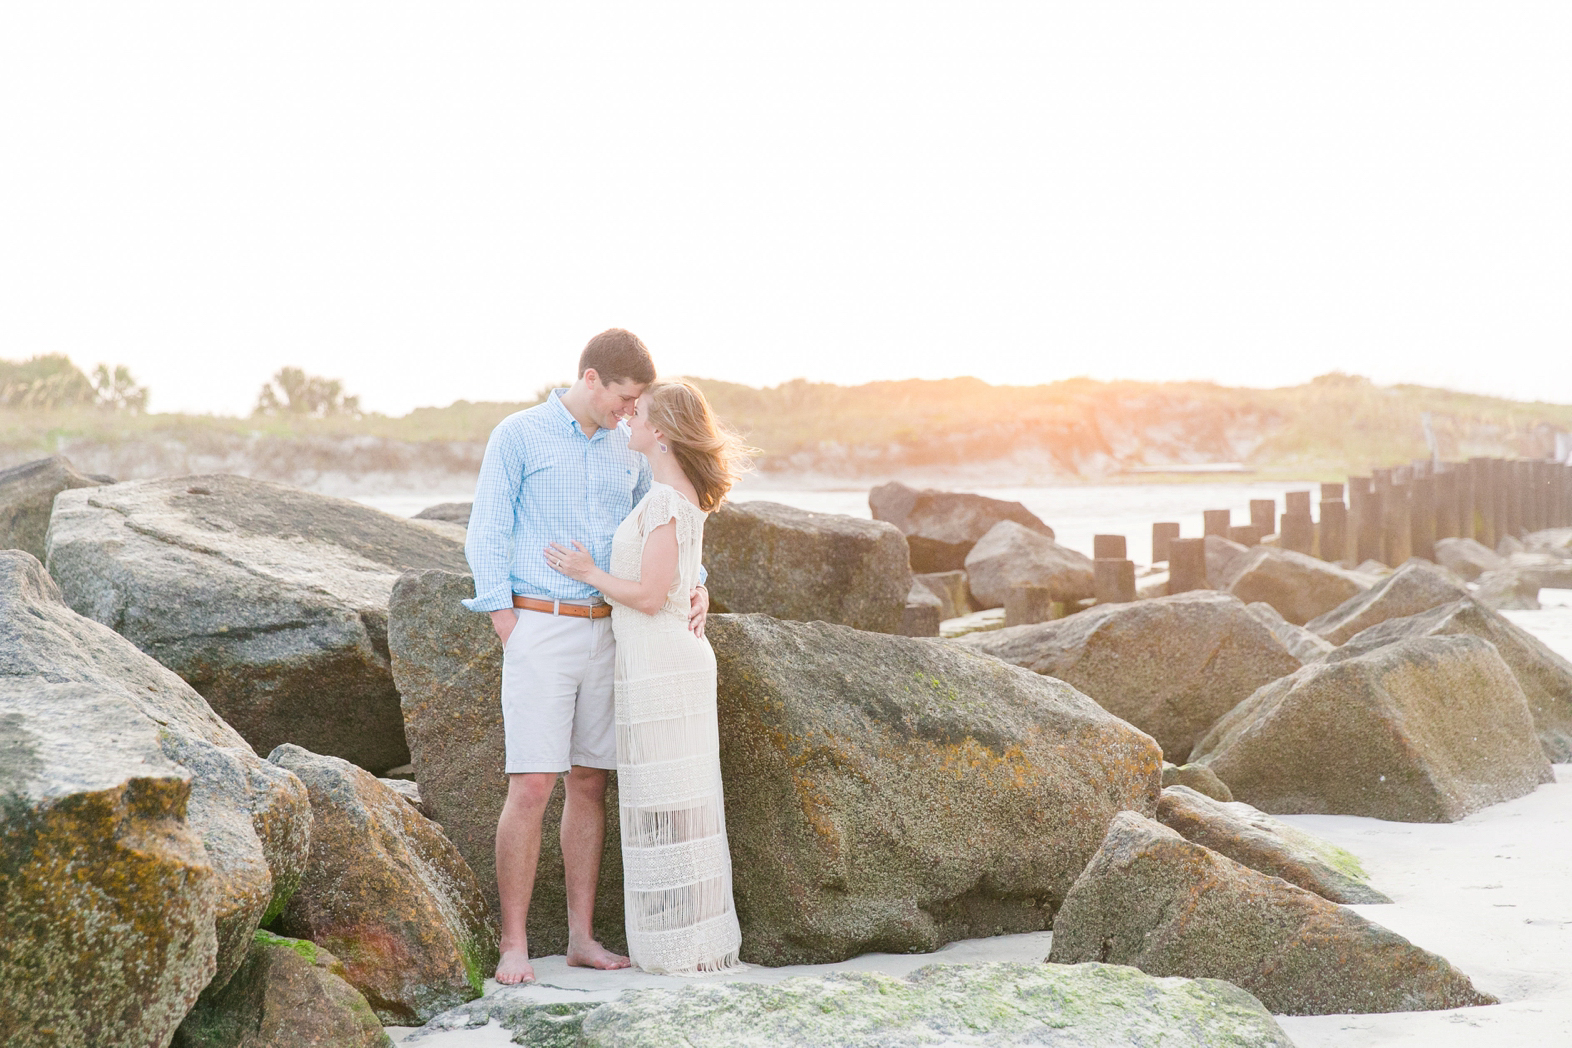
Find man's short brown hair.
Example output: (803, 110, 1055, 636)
(579, 329, 656, 386)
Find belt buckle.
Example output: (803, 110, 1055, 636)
(553, 599, 561, 616)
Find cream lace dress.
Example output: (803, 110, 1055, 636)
(606, 482, 744, 974)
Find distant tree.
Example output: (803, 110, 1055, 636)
(0, 354, 146, 411)
(91, 363, 151, 413)
(254, 367, 362, 418)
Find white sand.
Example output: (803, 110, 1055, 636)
(392, 593, 1572, 1046)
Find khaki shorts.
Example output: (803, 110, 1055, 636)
(500, 607, 617, 774)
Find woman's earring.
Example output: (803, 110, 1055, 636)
(658, 442, 669, 453)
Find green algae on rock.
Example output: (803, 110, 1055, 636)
(269, 744, 498, 1025)
(563, 962, 1294, 1047)
(174, 930, 391, 1048)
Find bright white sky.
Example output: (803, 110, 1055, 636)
(2, 4, 1569, 417)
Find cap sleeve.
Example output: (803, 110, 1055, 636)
(638, 487, 691, 544)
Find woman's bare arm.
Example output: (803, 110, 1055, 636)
(546, 520, 678, 616)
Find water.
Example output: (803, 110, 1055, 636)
(355, 478, 1329, 566)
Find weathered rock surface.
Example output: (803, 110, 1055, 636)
(1306, 560, 1471, 644)
(420, 962, 1292, 1048)
(1434, 536, 1506, 582)
(709, 613, 1160, 965)
(46, 473, 470, 772)
(413, 501, 472, 525)
(0, 549, 311, 1043)
(0, 455, 107, 562)
(900, 581, 942, 637)
(1161, 761, 1233, 802)
(1223, 547, 1373, 626)
(380, 776, 435, 818)
(1338, 598, 1572, 762)
(269, 744, 497, 1024)
(1050, 813, 1494, 1014)
(870, 480, 1054, 572)
(388, 569, 625, 956)
(955, 591, 1301, 762)
(963, 520, 1095, 609)
(914, 569, 971, 620)
(1527, 527, 1572, 554)
(1205, 534, 1249, 588)
(174, 932, 391, 1048)
(1192, 635, 1554, 821)
(1245, 600, 1335, 661)
(1475, 568, 1541, 610)
(704, 500, 912, 633)
(1157, 785, 1390, 903)
(1506, 551, 1572, 589)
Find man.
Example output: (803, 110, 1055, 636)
(463, 328, 710, 985)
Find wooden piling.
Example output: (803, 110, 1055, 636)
(1152, 522, 1180, 564)
(1203, 510, 1231, 539)
(1168, 538, 1207, 593)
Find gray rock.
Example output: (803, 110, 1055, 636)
(1498, 535, 1526, 556)
(1161, 761, 1233, 802)
(870, 481, 1055, 573)
(1505, 551, 1572, 589)
(914, 569, 971, 620)
(0, 455, 106, 562)
(963, 520, 1094, 610)
(1526, 527, 1572, 555)
(1338, 598, 1572, 762)
(955, 591, 1301, 762)
(1434, 536, 1506, 582)
(1191, 635, 1554, 821)
(0, 549, 312, 1038)
(173, 932, 391, 1048)
(388, 570, 624, 957)
(709, 613, 1161, 964)
(1355, 559, 1393, 576)
(1223, 547, 1373, 625)
(379, 776, 434, 818)
(1245, 601, 1336, 661)
(1157, 785, 1391, 903)
(1205, 534, 1249, 588)
(46, 473, 470, 772)
(1049, 812, 1494, 1015)
(704, 500, 912, 633)
(576, 962, 1293, 1047)
(268, 745, 496, 1024)
(1475, 568, 1541, 610)
(413, 501, 472, 525)
(1306, 560, 1470, 644)
(900, 581, 942, 637)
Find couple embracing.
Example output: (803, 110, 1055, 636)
(462, 328, 748, 984)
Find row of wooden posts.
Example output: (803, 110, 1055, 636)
(1085, 457, 1572, 606)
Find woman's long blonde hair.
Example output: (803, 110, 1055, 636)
(644, 380, 754, 512)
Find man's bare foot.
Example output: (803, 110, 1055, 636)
(565, 936, 632, 970)
(495, 948, 536, 985)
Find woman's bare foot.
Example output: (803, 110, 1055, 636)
(565, 936, 632, 970)
(495, 947, 536, 985)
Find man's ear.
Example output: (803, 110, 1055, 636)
(581, 367, 600, 390)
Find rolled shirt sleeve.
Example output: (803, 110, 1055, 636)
(463, 424, 525, 613)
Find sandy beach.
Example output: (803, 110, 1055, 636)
(389, 597, 1572, 1046)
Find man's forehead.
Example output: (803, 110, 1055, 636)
(605, 380, 647, 398)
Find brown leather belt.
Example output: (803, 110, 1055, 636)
(513, 595, 611, 619)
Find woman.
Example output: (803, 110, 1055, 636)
(545, 379, 749, 975)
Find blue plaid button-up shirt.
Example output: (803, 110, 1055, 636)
(463, 389, 653, 611)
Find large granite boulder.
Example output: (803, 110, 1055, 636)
(1305, 560, 1470, 644)
(1157, 785, 1390, 903)
(268, 745, 497, 1024)
(1223, 547, 1373, 625)
(1049, 812, 1495, 1015)
(413, 501, 472, 525)
(1161, 762, 1233, 802)
(174, 932, 391, 1048)
(704, 500, 911, 633)
(1204, 534, 1249, 588)
(900, 580, 942, 637)
(1191, 636, 1554, 821)
(1434, 536, 1505, 582)
(962, 520, 1095, 609)
(869, 481, 1054, 573)
(1475, 567, 1541, 610)
(46, 473, 470, 773)
(1244, 601, 1334, 662)
(709, 613, 1160, 965)
(955, 591, 1301, 762)
(1505, 551, 1572, 589)
(388, 569, 625, 957)
(0, 455, 107, 562)
(0, 550, 312, 1043)
(1338, 598, 1572, 761)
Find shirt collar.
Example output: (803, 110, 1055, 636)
(547, 387, 609, 442)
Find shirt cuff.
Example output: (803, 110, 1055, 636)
(462, 586, 515, 613)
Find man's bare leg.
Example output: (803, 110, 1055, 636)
(562, 765, 631, 969)
(495, 772, 558, 984)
